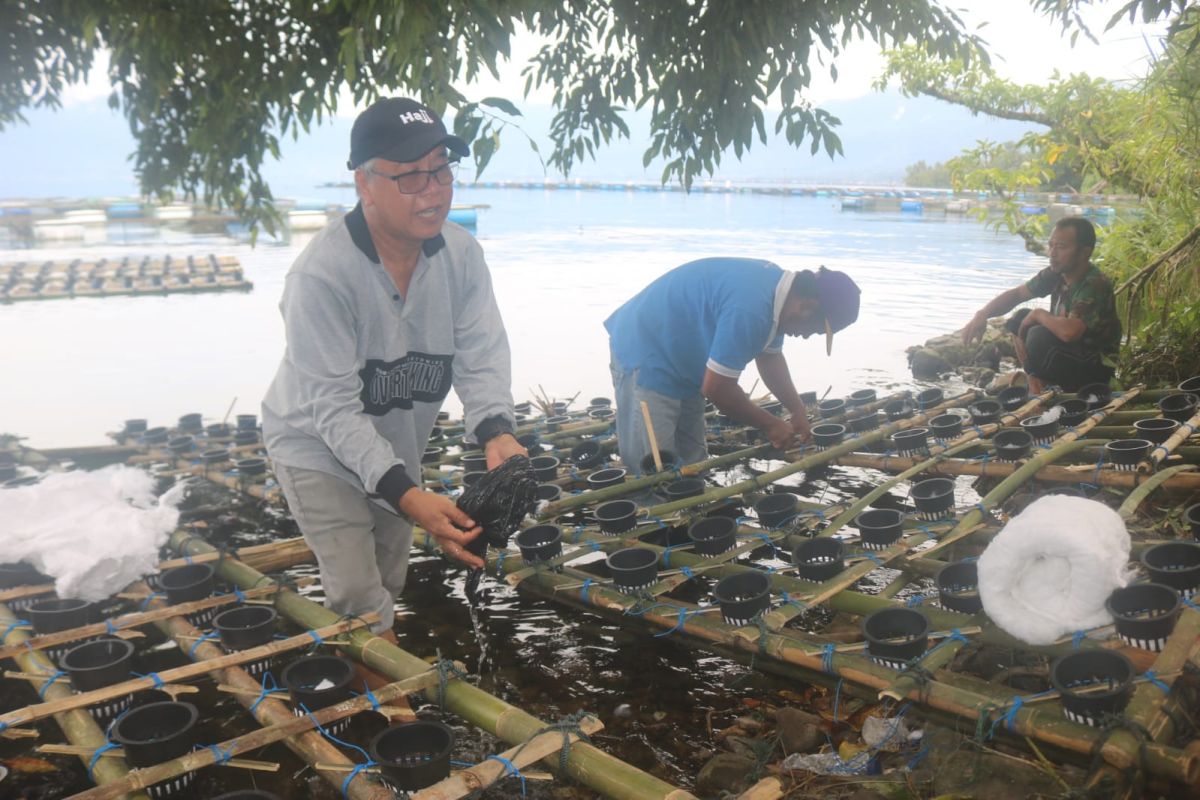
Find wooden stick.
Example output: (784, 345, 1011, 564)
(39, 744, 279, 772)
(640, 400, 664, 473)
(0, 614, 376, 730)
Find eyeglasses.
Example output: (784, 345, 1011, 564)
(368, 161, 459, 194)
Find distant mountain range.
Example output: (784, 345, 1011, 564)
(0, 91, 1036, 201)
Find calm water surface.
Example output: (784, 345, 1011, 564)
(0, 188, 1041, 448)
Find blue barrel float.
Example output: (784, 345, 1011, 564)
(447, 205, 478, 227)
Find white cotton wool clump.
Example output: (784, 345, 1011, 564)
(977, 495, 1134, 646)
(0, 466, 187, 601)
(1030, 405, 1064, 426)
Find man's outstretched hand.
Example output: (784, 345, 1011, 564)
(398, 488, 484, 568)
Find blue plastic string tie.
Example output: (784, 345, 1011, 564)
(580, 578, 594, 603)
(233, 587, 247, 604)
(863, 552, 884, 566)
(486, 755, 528, 796)
(342, 760, 378, 798)
(906, 594, 925, 608)
(300, 702, 377, 797)
(587, 540, 601, 552)
(88, 741, 120, 779)
(183, 553, 194, 565)
(104, 619, 119, 635)
(655, 607, 691, 638)
(0, 619, 30, 641)
(133, 671, 166, 689)
(1182, 597, 1200, 613)
(821, 644, 836, 674)
(249, 673, 286, 714)
(1092, 453, 1106, 485)
(974, 502, 989, 517)
(189, 631, 221, 658)
(1144, 670, 1171, 694)
(37, 670, 67, 700)
(571, 525, 585, 543)
(961, 556, 979, 563)
(306, 629, 324, 647)
(205, 743, 235, 765)
(361, 681, 381, 712)
(1001, 696, 1024, 732)
(832, 678, 843, 722)
(1071, 630, 1086, 650)
(947, 628, 968, 644)
(680, 566, 695, 579)
(139, 591, 164, 611)
(495, 549, 508, 573)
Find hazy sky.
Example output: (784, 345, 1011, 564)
(59, 1, 1165, 113)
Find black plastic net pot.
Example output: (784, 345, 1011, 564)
(206, 422, 231, 439)
(590, 396, 612, 407)
(369, 720, 455, 793)
(110, 701, 200, 798)
(761, 400, 784, 416)
(1077, 383, 1113, 410)
(811, 423, 846, 450)
(235, 457, 268, 477)
(1104, 439, 1153, 472)
(847, 389, 876, 407)
(818, 398, 846, 418)
(213, 605, 278, 677)
(1055, 399, 1090, 427)
(0, 461, 15, 482)
(158, 563, 216, 628)
(855, 508, 905, 550)
(587, 467, 627, 490)
(967, 400, 1001, 426)
(1050, 650, 1134, 727)
(1142, 542, 1200, 597)
(142, 426, 170, 445)
(166, 435, 195, 456)
(912, 477, 956, 521)
(890, 428, 929, 457)
(792, 538, 845, 582)
(28, 598, 94, 663)
(202, 447, 229, 466)
(552, 401, 569, 415)
(124, 418, 149, 435)
(421, 446, 444, 465)
(429, 426, 445, 442)
(754, 493, 799, 529)
(233, 429, 259, 446)
(0, 562, 50, 612)
(282, 655, 356, 736)
(530, 455, 560, 482)
(588, 407, 615, 421)
(712, 571, 772, 627)
(177, 413, 204, 432)
(606, 547, 659, 594)
(639, 451, 679, 475)
(884, 398, 915, 421)
(544, 414, 571, 432)
(461, 471, 486, 489)
(594, 499, 638, 535)
(514, 401, 532, 415)
(662, 476, 705, 501)
(569, 440, 605, 470)
(515, 524, 562, 565)
(799, 390, 819, 406)
(1158, 392, 1199, 423)
(997, 385, 1029, 412)
(862, 608, 930, 670)
(534, 483, 562, 503)
(61, 637, 136, 727)
(1179, 376, 1200, 394)
(1187, 504, 1200, 538)
(1020, 413, 1060, 444)
(516, 432, 540, 452)
(915, 388, 944, 410)
(688, 517, 737, 556)
(936, 561, 982, 614)
(235, 413, 258, 431)
(1133, 418, 1180, 444)
(929, 414, 963, 441)
(846, 412, 879, 434)
(460, 453, 488, 473)
(993, 428, 1033, 461)
(1106, 583, 1180, 652)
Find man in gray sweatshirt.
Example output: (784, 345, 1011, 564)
(262, 97, 524, 638)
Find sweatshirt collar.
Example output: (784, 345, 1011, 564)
(767, 269, 796, 344)
(346, 202, 446, 263)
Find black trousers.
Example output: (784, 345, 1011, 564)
(1019, 323, 1114, 391)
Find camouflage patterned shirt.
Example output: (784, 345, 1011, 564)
(1025, 264, 1122, 357)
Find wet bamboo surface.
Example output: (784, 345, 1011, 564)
(6, 383, 1199, 796)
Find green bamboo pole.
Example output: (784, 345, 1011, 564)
(1118, 465, 1200, 520)
(168, 531, 698, 800)
(0, 603, 145, 800)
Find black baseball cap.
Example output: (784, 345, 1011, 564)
(347, 98, 470, 170)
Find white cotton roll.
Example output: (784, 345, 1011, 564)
(977, 495, 1134, 645)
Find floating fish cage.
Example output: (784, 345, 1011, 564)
(0, 254, 251, 302)
(3, 378, 1200, 798)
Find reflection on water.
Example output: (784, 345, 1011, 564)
(0, 189, 1043, 448)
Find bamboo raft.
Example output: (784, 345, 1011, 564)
(0, 255, 251, 303)
(3, 382, 1200, 798)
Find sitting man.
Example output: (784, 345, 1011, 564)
(962, 217, 1121, 393)
(604, 257, 861, 470)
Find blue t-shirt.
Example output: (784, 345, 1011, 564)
(604, 257, 788, 398)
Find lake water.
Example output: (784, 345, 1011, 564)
(0, 188, 1043, 448)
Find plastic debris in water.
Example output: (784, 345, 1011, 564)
(457, 455, 538, 601)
